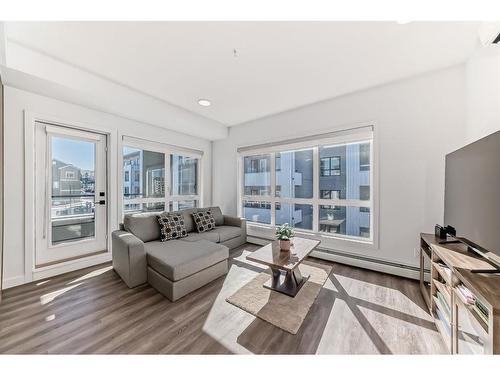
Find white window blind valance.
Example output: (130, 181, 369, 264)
(122, 135, 204, 157)
(237, 125, 373, 155)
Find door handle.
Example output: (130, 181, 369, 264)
(98, 200, 106, 205)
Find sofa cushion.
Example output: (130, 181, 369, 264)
(145, 240, 228, 281)
(180, 208, 198, 233)
(207, 207, 224, 226)
(180, 231, 220, 243)
(191, 211, 216, 232)
(158, 212, 188, 241)
(123, 212, 160, 242)
(212, 226, 242, 242)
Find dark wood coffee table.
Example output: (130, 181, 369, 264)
(246, 237, 321, 297)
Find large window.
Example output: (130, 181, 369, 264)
(122, 140, 201, 215)
(239, 131, 373, 242)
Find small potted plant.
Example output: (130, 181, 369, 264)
(276, 223, 294, 251)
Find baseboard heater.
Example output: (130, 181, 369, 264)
(247, 235, 423, 280)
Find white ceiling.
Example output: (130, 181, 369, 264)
(5, 21, 481, 126)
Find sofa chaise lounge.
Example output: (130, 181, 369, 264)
(112, 206, 246, 301)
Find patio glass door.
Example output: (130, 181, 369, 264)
(35, 123, 108, 266)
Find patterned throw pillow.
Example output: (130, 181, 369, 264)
(157, 213, 188, 241)
(191, 210, 216, 233)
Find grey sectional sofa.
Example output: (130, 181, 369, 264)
(112, 206, 246, 301)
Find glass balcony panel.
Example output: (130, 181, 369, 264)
(319, 205, 370, 239)
(275, 203, 313, 230)
(243, 200, 271, 224)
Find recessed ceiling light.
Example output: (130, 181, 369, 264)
(198, 99, 211, 107)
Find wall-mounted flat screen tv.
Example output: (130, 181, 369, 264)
(445, 130, 500, 267)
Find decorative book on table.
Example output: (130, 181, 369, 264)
(457, 284, 475, 305)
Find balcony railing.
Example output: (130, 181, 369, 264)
(51, 194, 96, 244)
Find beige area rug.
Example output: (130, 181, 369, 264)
(226, 261, 332, 334)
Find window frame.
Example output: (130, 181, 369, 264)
(120, 137, 202, 217)
(237, 128, 375, 245)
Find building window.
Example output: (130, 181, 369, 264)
(320, 156, 341, 176)
(360, 226, 370, 238)
(359, 143, 370, 171)
(359, 185, 370, 201)
(320, 190, 341, 199)
(122, 143, 201, 215)
(239, 132, 373, 242)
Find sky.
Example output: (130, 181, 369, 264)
(52, 137, 95, 171)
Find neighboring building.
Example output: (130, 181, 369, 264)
(275, 149, 313, 230)
(52, 159, 82, 196)
(171, 156, 198, 196)
(122, 148, 167, 213)
(243, 142, 370, 239)
(318, 143, 370, 238)
(123, 149, 143, 199)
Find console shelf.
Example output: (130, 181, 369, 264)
(420, 233, 500, 354)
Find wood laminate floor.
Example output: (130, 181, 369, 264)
(0, 244, 446, 354)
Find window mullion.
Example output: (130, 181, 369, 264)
(312, 146, 319, 233)
(270, 152, 276, 226)
(166, 152, 172, 201)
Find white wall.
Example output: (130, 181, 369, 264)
(213, 66, 467, 268)
(465, 46, 500, 143)
(2, 86, 213, 288)
(0, 81, 4, 298)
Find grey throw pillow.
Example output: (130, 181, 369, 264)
(191, 210, 216, 233)
(158, 213, 188, 241)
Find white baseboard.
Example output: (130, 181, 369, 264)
(32, 252, 112, 281)
(2, 275, 26, 289)
(246, 235, 420, 280)
(2, 252, 112, 290)
(310, 250, 420, 280)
